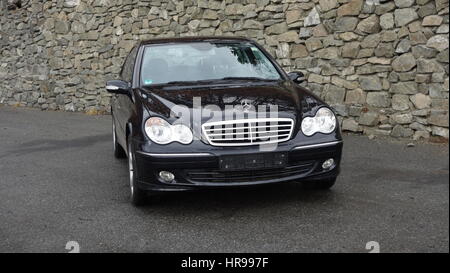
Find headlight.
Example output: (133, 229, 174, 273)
(301, 107, 336, 136)
(144, 117, 193, 144)
(145, 117, 172, 144)
(171, 124, 193, 144)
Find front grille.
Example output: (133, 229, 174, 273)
(185, 161, 315, 183)
(202, 118, 294, 146)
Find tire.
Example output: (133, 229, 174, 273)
(127, 140, 147, 206)
(112, 116, 126, 159)
(301, 177, 337, 190)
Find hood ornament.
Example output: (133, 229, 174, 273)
(241, 99, 253, 113)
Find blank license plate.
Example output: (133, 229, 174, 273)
(219, 152, 288, 171)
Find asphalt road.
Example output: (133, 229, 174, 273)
(0, 105, 448, 253)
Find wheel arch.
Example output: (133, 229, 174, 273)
(126, 122, 133, 148)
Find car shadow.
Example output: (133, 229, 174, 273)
(134, 182, 339, 218)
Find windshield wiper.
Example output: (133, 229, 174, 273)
(144, 79, 226, 86)
(142, 77, 278, 87)
(164, 77, 275, 84)
(219, 77, 278, 82)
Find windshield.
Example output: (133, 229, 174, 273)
(140, 42, 282, 85)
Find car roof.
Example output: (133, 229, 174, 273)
(140, 36, 254, 45)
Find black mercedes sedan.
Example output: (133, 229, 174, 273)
(106, 37, 343, 206)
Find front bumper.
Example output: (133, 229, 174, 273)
(133, 140, 343, 192)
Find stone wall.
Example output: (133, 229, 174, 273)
(0, 0, 449, 140)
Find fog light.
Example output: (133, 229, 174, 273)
(159, 171, 175, 183)
(322, 158, 335, 169)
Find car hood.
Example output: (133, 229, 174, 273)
(138, 81, 326, 126)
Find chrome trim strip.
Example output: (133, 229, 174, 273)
(136, 151, 213, 157)
(293, 141, 342, 150)
(106, 85, 119, 90)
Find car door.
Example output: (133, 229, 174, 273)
(115, 46, 139, 144)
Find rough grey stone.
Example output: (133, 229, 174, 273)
(417, 0, 432, 5)
(319, 0, 338, 12)
(374, 42, 395, 58)
(380, 13, 395, 30)
(412, 45, 439, 58)
(299, 28, 313, 38)
(357, 64, 392, 74)
(304, 7, 321, 27)
(410, 122, 430, 132)
(345, 89, 366, 104)
(390, 82, 419, 95)
(316, 47, 339, 59)
(422, 15, 444, 26)
(392, 53, 417, 72)
(418, 2, 437, 18)
(291, 44, 309, 58)
(361, 33, 381, 48)
(396, 39, 412, 53)
(394, 8, 419, 27)
(391, 125, 414, 137)
(359, 112, 379, 126)
(322, 84, 346, 104)
(376, 2, 396, 15)
(334, 17, 359, 32)
(436, 50, 449, 63)
(410, 93, 432, 109)
(436, 24, 449, 34)
(342, 118, 361, 132)
(359, 76, 383, 91)
(357, 15, 380, 34)
(305, 38, 323, 52)
(426, 35, 450, 51)
(337, 0, 364, 16)
(428, 112, 449, 127)
(432, 126, 449, 138)
(435, 0, 449, 11)
(286, 9, 302, 25)
(367, 92, 391, 107)
(417, 59, 445, 73)
(54, 20, 70, 34)
(394, 0, 416, 8)
(341, 42, 360, 58)
(392, 94, 411, 111)
(266, 22, 288, 34)
(391, 113, 414, 124)
(410, 31, 428, 45)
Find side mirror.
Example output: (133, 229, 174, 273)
(288, 71, 305, 84)
(106, 80, 130, 95)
